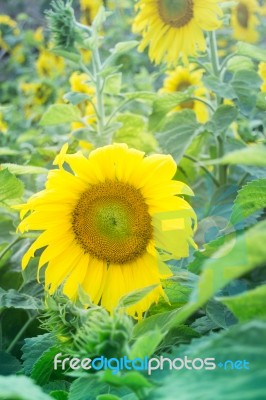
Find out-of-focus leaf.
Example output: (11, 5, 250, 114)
(1, 164, 48, 175)
(0, 375, 53, 400)
(22, 333, 56, 375)
(231, 70, 262, 114)
(0, 351, 21, 376)
(218, 284, 266, 322)
(0, 289, 43, 310)
(209, 145, 266, 167)
(40, 104, 81, 126)
(236, 41, 266, 62)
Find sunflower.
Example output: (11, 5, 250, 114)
(16, 144, 196, 318)
(69, 72, 96, 130)
(132, 0, 223, 65)
(80, 0, 103, 26)
(231, 0, 260, 43)
(0, 14, 20, 51)
(36, 49, 65, 78)
(161, 65, 209, 123)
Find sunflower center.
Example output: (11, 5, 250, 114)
(236, 3, 249, 29)
(72, 181, 153, 264)
(176, 80, 194, 109)
(158, 0, 194, 28)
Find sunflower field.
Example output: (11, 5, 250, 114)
(0, 0, 266, 399)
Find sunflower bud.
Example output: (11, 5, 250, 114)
(72, 308, 133, 359)
(45, 0, 88, 52)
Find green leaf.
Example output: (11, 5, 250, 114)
(124, 92, 157, 102)
(0, 351, 21, 376)
(31, 346, 61, 386)
(202, 75, 235, 99)
(0, 169, 24, 202)
(227, 56, 255, 72)
(207, 105, 238, 135)
(69, 377, 111, 400)
(219, 284, 266, 322)
(49, 391, 68, 400)
(104, 73, 122, 95)
(231, 69, 262, 114)
(1, 163, 48, 175)
(52, 48, 81, 62)
(230, 179, 266, 225)
(0, 148, 19, 156)
(236, 41, 266, 62)
(97, 396, 120, 400)
(114, 113, 157, 153)
(129, 329, 164, 359)
(151, 321, 266, 400)
(0, 375, 53, 400)
(39, 104, 81, 126)
(0, 289, 43, 310)
(102, 371, 153, 391)
(22, 333, 56, 375)
(256, 92, 266, 111)
(111, 41, 138, 55)
(149, 90, 194, 131)
(117, 285, 158, 309)
(156, 110, 202, 163)
(64, 91, 91, 105)
(213, 145, 266, 167)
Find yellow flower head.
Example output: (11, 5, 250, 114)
(70, 72, 94, 95)
(20, 82, 54, 105)
(161, 65, 209, 123)
(231, 0, 260, 43)
(0, 14, 20, 51)
(80, 0, 103, 25)
(258, 62, 266, 92)
(36, 49, 65, 78)
(133, 0, 223, 65)
(0, 112, 8, 134)
(16, 144, 196, 318)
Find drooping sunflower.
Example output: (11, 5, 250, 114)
(132, 0, 223, 65)
(16, 144, 196, 318)
(161, 65, 209, 123)
(231, 0, 260, 43)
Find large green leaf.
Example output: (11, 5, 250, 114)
(231, 70, 262, 114)
(39, 104, 81, 126)
(207, 105, 238, 135)
(22, 333, 56, 375)
(31, 346, 61, 386)
(219, 284, 266, 322)
(0, 289, 43, 310)
(0, 169, 24, 203)
(151, 321, 266, 400)
(230, 179, 266, 225)
(156, 110, 202, 163)
(0, 375, 53, 400)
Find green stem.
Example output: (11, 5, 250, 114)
(217, 136, 227, 185)
(6, 313, 36, 353)
(208, 31, 220, 77)
(0, 237, 22, 261)
(184, 154, 220, 187)
(191, 96, 215, 112)
(92, 44, 106, 137)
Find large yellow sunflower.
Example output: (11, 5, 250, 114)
(161, 65, 209, 123)
(231, 0, 260, 43)
(16, 144, 196, 318)
(132, 0, 223, 65)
